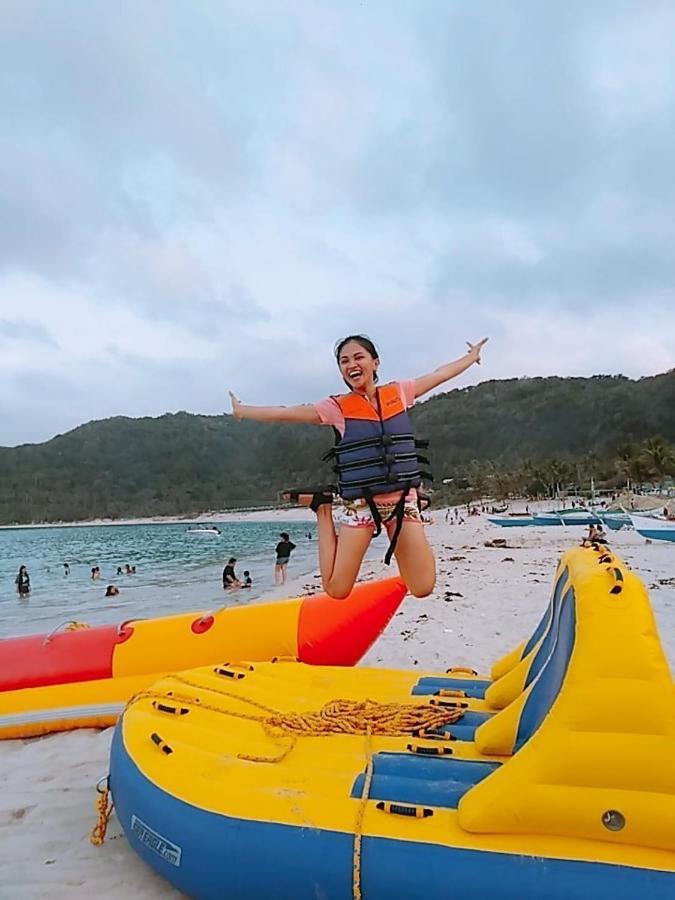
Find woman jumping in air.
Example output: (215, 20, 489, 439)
(230, 335, 487, 599)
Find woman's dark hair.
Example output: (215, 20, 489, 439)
(228, 557, 236, 564)
(334, 334, 380, 385)
(280, 532, 289, 541)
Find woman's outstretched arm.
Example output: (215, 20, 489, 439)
(413, 338, 488, 399)
(229, 391, 322, 424)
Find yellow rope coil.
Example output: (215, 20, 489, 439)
(65, 621, 91, 631)
(90, 786, 113, 846)
(127, 676, 463, 764)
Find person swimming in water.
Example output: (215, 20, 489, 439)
(230, 334, 487, 599)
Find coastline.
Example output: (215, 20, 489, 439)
(0, 509, 673, 897)
(0, 507, 315, 530)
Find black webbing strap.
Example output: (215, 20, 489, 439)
(335, 451, 420, 473)
(322, 433, 417, 462)
(341, 470, 423, 490)
(363, 488, 383, 538)
(384, 491, 407, 566)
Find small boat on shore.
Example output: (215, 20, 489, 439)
(487, 514, 534, 527)
(532, 508, 601, 527)
(596, 511, 631, 531)
(629, 513, 675, 543)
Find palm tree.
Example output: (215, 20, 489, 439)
(640, 437, 675, 493)
(614, 443, 636, 490)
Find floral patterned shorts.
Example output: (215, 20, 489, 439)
(336, 493, 423, 529)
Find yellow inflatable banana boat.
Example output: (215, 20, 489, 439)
(0, 577, 406, 740)
(109, 546, 675, 898)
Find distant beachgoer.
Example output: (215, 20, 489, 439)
(242, 570, 252, 588)
(125, 564, 132, 575)
(307, 531, 312, 540)
(586, 524, 608, 545)
(116, 566, 123, 576)
(274, 533, 296, 585)
(63, 562, 70, 576)
(91, 566, 101, 580)
(445, 510, 450, 522)
(131, 565, 137, 574)
(230, 335, 488, 599)
(105, 585, 120, 597)
(222, 557, 240, 589)
(15, 566, 30, 596)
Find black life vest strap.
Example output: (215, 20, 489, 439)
(340, 471, 423, 490)
(384, 491, 408, 566)
(322, 433, 416, 462)
(334, 451, 420, 473)
(362, 488, 383, 538)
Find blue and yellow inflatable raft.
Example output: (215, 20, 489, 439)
(108, 546, 675, 898)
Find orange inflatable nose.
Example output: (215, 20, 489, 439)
(297, 577, 407, 665)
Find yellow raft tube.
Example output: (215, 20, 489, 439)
(109, 546, 675, 898)
(0, 577, 406, 740)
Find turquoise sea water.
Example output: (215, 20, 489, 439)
(0, 521, 318, 638)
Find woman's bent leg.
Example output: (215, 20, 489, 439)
(315, 506, 373, 598)
(388, 520, 436, 597)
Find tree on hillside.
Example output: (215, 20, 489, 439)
(640, 437, 675, 493)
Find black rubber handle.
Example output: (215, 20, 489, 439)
(152, 702, 189, 716)
(376, 801, 433, 818)
(406, 743, 453, 756)
(150, 732, 174, 755)
(214, 667, 246, 679)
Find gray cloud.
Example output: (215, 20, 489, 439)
(0, 318, 58, 348)
(0, 1, 673, 445)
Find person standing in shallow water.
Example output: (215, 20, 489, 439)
(15, 566, 30, 596)
(274, 532, 296, 585)
(229, 334, 487, 599)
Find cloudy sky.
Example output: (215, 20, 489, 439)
(1, 1, 673, 446)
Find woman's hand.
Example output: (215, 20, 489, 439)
(466, 337, 488, 364)
(229, 391, 243, 421)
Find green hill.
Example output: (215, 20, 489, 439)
(1, 371, 673, 524)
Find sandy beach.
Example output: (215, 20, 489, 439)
(0, 509, 673, 899)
